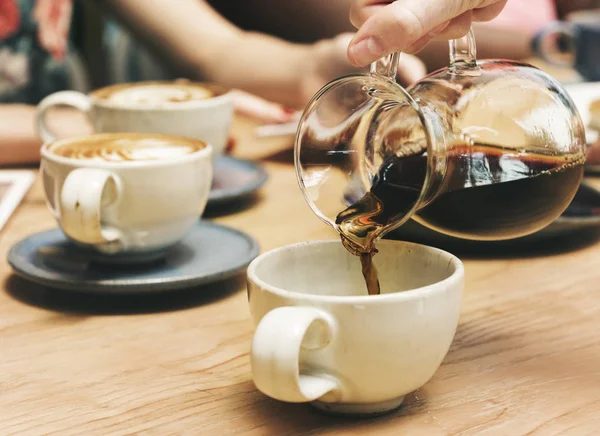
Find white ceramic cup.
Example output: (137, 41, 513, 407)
(247, 240, 464, 415)
(35, 81, 233, 156)
(40, 133, 213, 260)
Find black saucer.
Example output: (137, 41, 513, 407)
(208, 156, 268, 206)
(8, 220, 259, 293)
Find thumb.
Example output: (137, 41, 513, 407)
(347, 0, 502, 66)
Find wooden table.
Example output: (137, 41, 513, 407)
(1, 115, 600, 435)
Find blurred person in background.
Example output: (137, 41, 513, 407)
(412, 0, 600, 71)
(0, 0, 426, 166)
(3, 0, 598, 166)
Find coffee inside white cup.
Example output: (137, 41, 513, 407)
(48, 132, 207, 162)
(41, 132, 213, 258)
(90, 81, 225, 108)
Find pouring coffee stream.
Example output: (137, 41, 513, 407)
(295, 30, 587, 295)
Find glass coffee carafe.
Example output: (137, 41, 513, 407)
(295, 30, 587, 254)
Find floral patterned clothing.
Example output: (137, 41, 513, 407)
(0, 0, 73, 104)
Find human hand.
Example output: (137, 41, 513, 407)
(300, 33, 426, 105)
(229, 31, 426, 126)
(33, 0, 73, 60)
(347, 0, 508, 66)
(233, 33, 426, 125)
(230, 90, 297, 124)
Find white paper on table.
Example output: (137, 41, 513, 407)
(0, 170, 36, 233)
(564, 82, 600, 144)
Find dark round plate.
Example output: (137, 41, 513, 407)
(387, 182, 600, 249)
(208, 156, 268, 206)
(7, 221, 259, 293)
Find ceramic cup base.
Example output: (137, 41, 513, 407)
(67, 241, 172, 265)
(248, 240, 465, 414)
(311, 396, 406, 416)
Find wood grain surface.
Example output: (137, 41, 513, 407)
(1, 115, 600, 435)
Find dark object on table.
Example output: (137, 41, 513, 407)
(344, 180, 600, 249)
(208, 156, 268, 207)
(561, 182, 600, 217)
(385, 182, 600, 248)
(532, 15, 600, 82)
(7, 220, 259, 293)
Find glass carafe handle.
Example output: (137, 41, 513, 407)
(449, 29, 480, 72)
(369, 28, 479, 80)
(369, 52, 401, 81)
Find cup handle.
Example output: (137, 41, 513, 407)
(60, 168, 123, 247)
(40, 162, 59, 219)
(36, 91, 92, 143)
(531, 22, 577, 67)
(251, 306, 341, 403)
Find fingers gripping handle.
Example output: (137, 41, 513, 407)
(36, 91, 92, 143)
(449, 28, 478, 69)
(370, 28, 479, 80)
(370, 51, 402, 80)
(60, 168, 123, 247)
(251, 306, 340, 403)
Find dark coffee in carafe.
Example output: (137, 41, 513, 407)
(337, 143, 585, 295)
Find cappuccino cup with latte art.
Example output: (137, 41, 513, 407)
(36, 80, 233, 156)
(40, 132, 213, 259)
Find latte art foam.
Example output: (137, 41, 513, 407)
(91, 81, 220, 108)
(50, 133, 206, 162)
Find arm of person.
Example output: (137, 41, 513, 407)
(101, 0, 425, 110)
(0, 105, 90, 166)
(100, 0, 313, 109)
